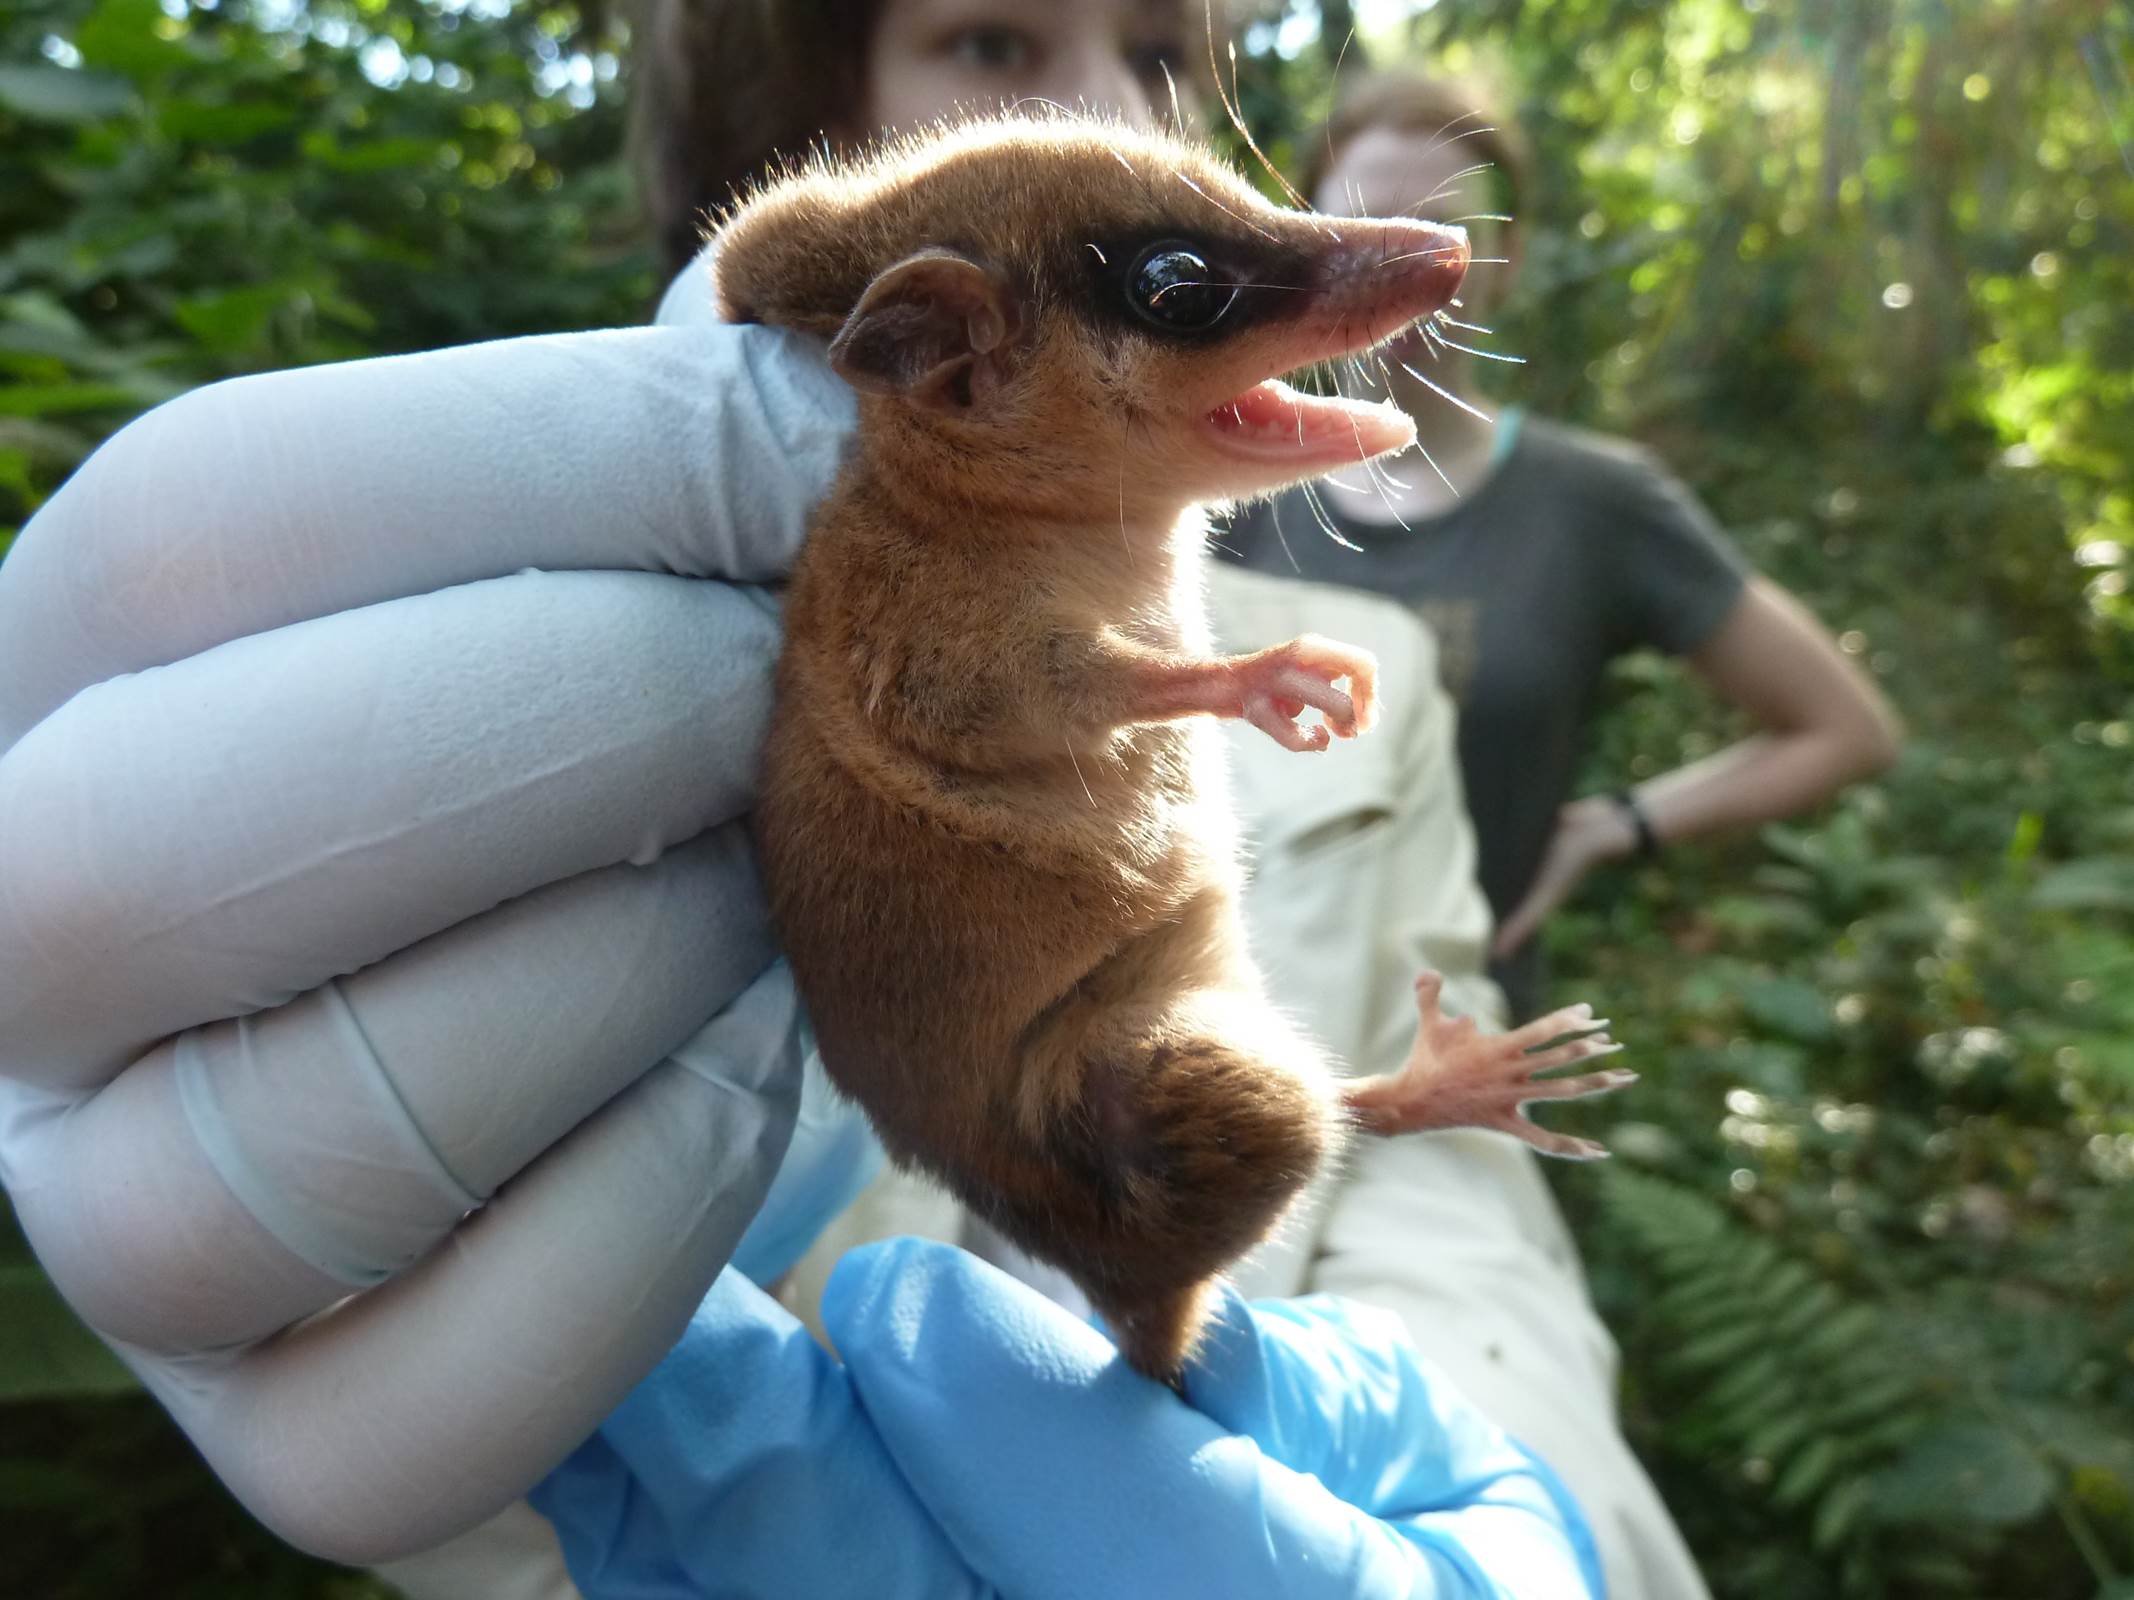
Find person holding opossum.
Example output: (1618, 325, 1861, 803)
(0, 5, 1652, 1599)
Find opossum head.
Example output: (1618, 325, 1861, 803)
(714, 112, 1468, 521)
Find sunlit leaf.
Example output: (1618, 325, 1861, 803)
(0, 64, 133, 123)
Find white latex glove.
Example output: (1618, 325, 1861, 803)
(0, 265, 871, 1565)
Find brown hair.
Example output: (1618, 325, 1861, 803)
(631, 0, 1226, 281)
(1296, 68, 1534, 237)
(632, 0, 884, 279)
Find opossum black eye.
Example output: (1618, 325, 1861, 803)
(1126, 243, 1236, 333)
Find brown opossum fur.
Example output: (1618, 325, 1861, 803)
(722, 114, 1472, 1380)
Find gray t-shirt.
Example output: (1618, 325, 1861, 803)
(1217, 412, 1749, 1019)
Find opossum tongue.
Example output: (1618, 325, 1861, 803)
(1200, 377, 1416, 469)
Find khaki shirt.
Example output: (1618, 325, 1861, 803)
(780, 565, 1710, 1600)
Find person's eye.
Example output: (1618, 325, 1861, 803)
(946, 25, 1035, 73)
(1126, 242, 1236, 333)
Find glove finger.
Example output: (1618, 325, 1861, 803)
(1186, 1288, 1445, 1507)
(0, 570, 775, 1091)
(119, 968, 802, 1569)
(530, 1430, 703, 1600)
(0, 323, 850, 744)
(727, 1044, 885, 1288)
(826, 1238, 1424, 1600)
(11, 828, 771, 1351)
(1192, 1292, 1604, 1600)
(538, 1267, 990, 1600)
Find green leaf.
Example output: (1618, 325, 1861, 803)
(2031, 858, 2134, 912)
(323, 136, 451, 174)
(1811, 1474, 1874, 1552)
(1739, 975, 1836, 1042)
(156, 100, 298, 145)
(0, 381, 146, 417)
(0, 64, 134, 124)
(0, 1264, 135, 1401)
(171, 284, 292, 354)
(1774, 1435, 1841, 1508)
(2010, 1400, 2134, 1478)
(73, 0, 189, 81)
(1871, 1419, 2055, 1528)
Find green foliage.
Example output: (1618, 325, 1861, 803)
(1224, 4, 2134, 1593)
(4, 1, 2132, 1596)
(0, 0, 651, 559)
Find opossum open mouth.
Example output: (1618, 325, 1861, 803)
(1199, 377, 1415, 470)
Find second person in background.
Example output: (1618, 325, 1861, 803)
(1221, 69, 1903, 1021)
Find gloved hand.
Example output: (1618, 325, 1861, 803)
(0, 261, 879, 1565)
(533, 1238, 1604, 1600)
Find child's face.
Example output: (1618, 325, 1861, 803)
(862, 0, 1194, 134)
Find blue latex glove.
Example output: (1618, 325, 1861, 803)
(532, 1238, 1602, 1600)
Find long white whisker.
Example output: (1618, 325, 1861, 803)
(1065, 737, 1095, 807)
(1268, 493, 1300, 573)
(1300, 479, 1363, 551)
(1415, 440, 1457, 497)
(1417, 111, 1492, 162)
(1435, 161, 1497, 187)
(1398, 360, 1495, 423)
(1160, 59, 1185, 133)
(1375, 247, 1470, 268)
(1174, 172, 1281, 243)
(1203, 6, 1313, 213)
(1433, 333, 1527, 364)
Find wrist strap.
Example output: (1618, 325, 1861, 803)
(1611, 789, 1660, 859)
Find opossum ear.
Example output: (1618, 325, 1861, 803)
(830, 249, 1020, 411)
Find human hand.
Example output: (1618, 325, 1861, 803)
(1490, 795, 1639, 957)
(534, 1237, 1601, 1600)
(0, 264, 867, 1562)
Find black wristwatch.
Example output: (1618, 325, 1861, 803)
(1610, 789, 1660, 860)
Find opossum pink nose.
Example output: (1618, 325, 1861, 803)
(1313, 216, 1471, 341)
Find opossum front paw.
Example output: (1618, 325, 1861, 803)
(1237, 633, 1379, 751)
(1343, 972, 1635, 1159)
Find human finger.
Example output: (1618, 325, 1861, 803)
(536, 1264, 992, 1600)
(0, 324, 850, 745)
(0, 571, 776, 1092)
(827, 1239, 1427, 1600)
(11, 826, 771, 1352)
(1188, 1291, 1604, 1599)
(121, 967, 805, 1568)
